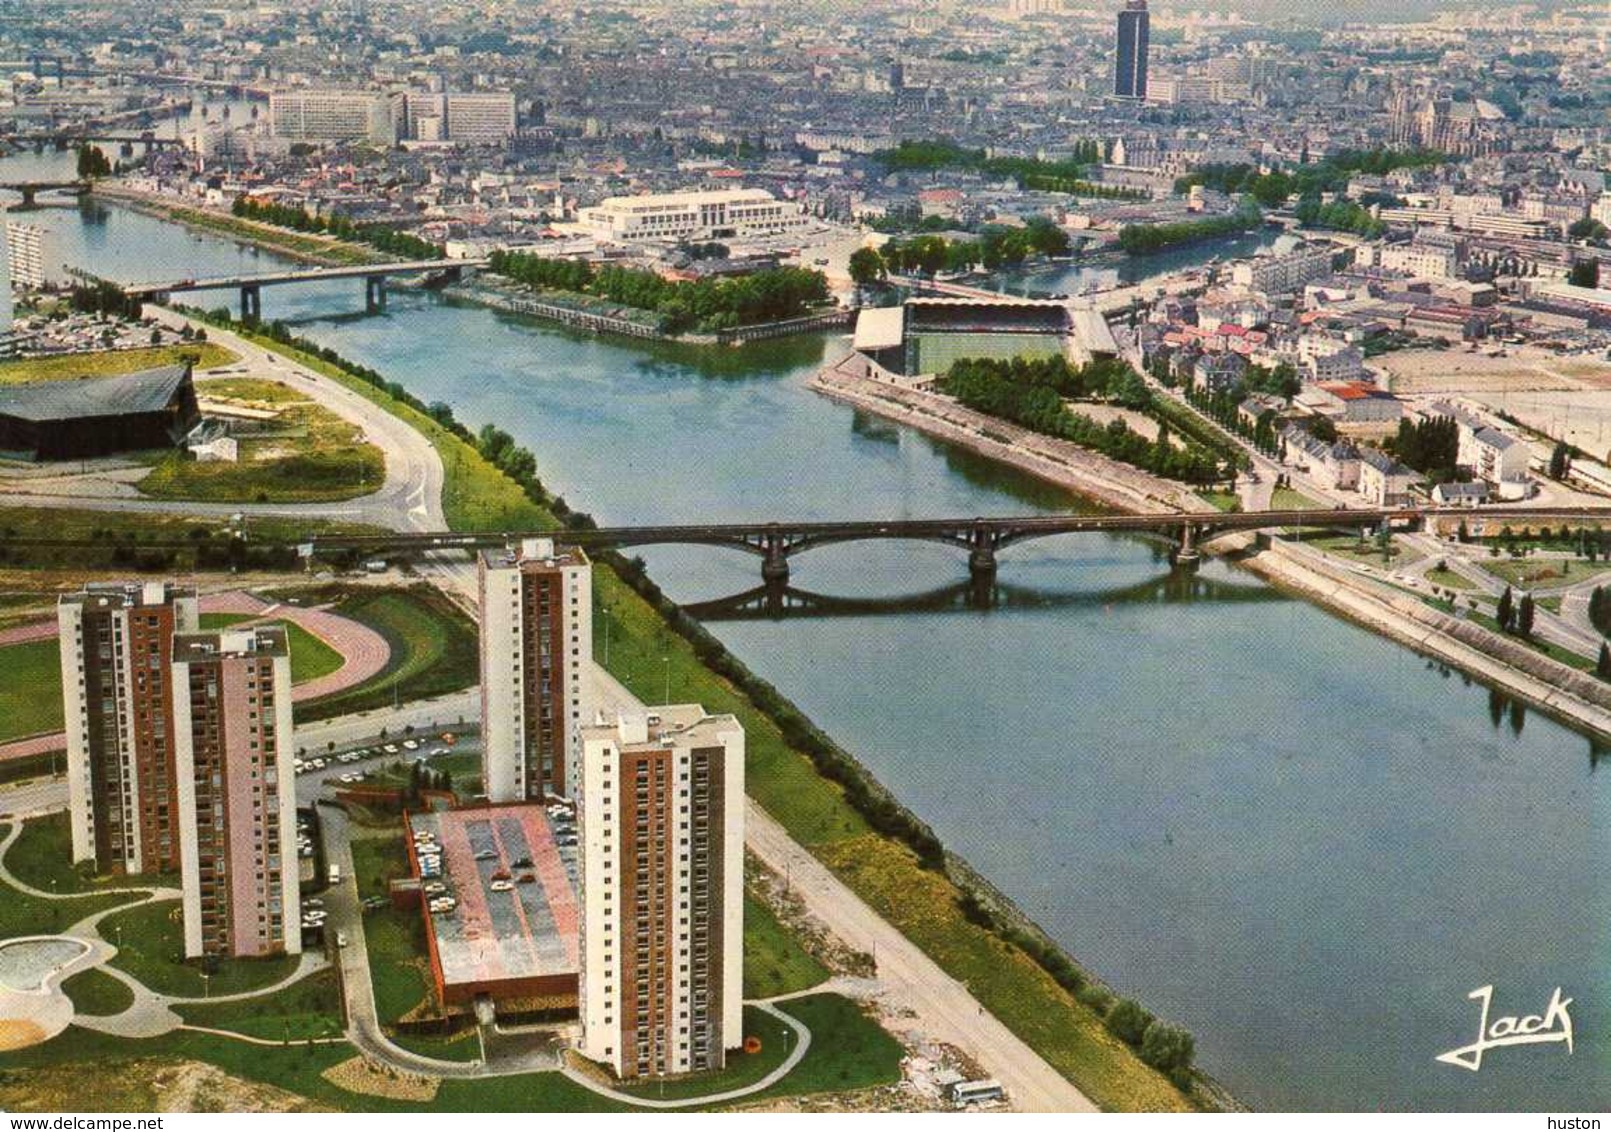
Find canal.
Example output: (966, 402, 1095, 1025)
(13, 192, 1609, 1112)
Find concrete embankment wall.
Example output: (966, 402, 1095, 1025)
(1250, 538, 1611, 739)
(811, 358, 1199, 515)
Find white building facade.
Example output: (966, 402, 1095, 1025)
(579, 707, 745, 1080)
(478, 539, 592, 803)
(580, 189, 809, 244)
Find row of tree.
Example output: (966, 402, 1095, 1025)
(487, 250, 830, 333)
(936, 357, 1231, 484)
(231, 195, 444, 262)
(1117, 202, 1263, 255)
(866, 217, 1071, 279)
(1494, 585, 1536, 638)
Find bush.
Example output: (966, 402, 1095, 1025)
(1105, 997, 1154, 1045)
(1139, 1019, 1196, 1085)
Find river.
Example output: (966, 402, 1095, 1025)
(13, 191, 1609, 1112)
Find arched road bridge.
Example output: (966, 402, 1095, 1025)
(13, 506, 1603, 582)
(276, 505, 1611, 583)
(0, 179, 90, 208)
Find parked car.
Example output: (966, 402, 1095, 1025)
(489, 879, 514, 893)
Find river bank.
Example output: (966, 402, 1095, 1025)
(90, 186, 387, 268)
(814, 350, 1611, 747)
(810, 352, 1200, 515)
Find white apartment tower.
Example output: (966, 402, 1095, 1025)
(578, 706, 745, 1080)
(170, 626, 301, 960)
(478, 538, 592, 803)
(58, 581, 199, 873)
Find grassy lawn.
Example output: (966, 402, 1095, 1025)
(746, 993, 904, 1102)
(2, 813, 170, 895)
(60, 967, 134, 1017)
(175, 969, 343, 1041)
(1271, 486, 1324, 510)
(154, 204, 387, 267)
(0, 829, 146, 939)
(0, 343, 237, 385)
(0, 639, 62, 742)
(1197, 490, 1239, 512)
(101, 899, 300, 998)
(1303, 532, 1408, 567)
(1461, 608, 1595, 672)
(349, 832, 411, 902)
(1480, 557, 1609, 590)
(140, 377, 384, 505)
(192, 320, 548, 532)
(743, 892, 828, 1000)
(296, 586, 477, 721)
(199, 612, 345, 684)
(389, 1027, 481, 1063)
(1424, 566, 1476, 592)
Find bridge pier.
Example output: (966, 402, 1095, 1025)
(967, 524, 998, 580)
(240, 283, 261, 322)
(365, 274, 387, 313)
(16, 186, 35, 208)
(760, 530, 790, 583)
(1172, 522, 1202, 570)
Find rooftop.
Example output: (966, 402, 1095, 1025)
(410, 804, 580, 991)
(0, 364, 191, 422)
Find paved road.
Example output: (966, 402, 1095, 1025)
(0, 308, 446, 532)
(744, 801, 1097, 1113)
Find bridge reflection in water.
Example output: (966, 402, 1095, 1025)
(681, 564, 1286, 623)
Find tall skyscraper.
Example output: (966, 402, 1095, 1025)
(1113, 0, 1150, 100)
(59, 582, 199, 874)
(170, 626, 301, 960)
(578, 706, 745, 1080)
(479, 538, 593, 803)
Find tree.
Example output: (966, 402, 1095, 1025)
(847, 247, 886, 291)
(1568, 260, 1600, 289)
(1597, 642, 1611, 681)
(1496, 585, 1514, 631)
(1517, 592, 1535, 637)
(75, 144, 111, 178)
(1139, 1020, 1196, 1086)
(1568, 218, 1609, 242)
(1548, 441, 1572, 480)
(1105, 998, 1153, 1046)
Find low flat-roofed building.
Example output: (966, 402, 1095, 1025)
(408, 804, 580, 1015)
(579, 188, 808, 244)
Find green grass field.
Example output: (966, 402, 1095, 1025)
(175, 969, 344, 1041)
(101, 899, 300, 998)
(1271, 486, 1324, 510)
(743, 893, 828, 1000)
(199, 612, 345, 685)
(60, 968, 135, 1017)
(2, 813, 170, 895)
(0, 343, 237, 385)
(139, 376, 384, 505)
(0, 823, 147, 939)
(0, 639, 62, 742)
(1425, 566, 1477, 592)
(747, 994, 904, 1101)
(296, 586, 477, 721)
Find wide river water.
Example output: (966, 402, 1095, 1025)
(13, 181, 1609, 1111)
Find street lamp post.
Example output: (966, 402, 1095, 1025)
(662, 655, 670, 706)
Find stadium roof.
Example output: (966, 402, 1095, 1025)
(0, 364, 190, 423)
(852, 305, 905, 351)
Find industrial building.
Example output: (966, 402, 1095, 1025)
(478, 538, 593, 803)
(0, 363, 200, 461)
(578, 706, 745, 1080)
(171, 626, 301, 960)
(58, 581, 200, 874)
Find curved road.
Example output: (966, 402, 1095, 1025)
(0, 307, 445, 533)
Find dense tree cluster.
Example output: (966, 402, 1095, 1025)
(872, 137, 1104, 182)
(231, 196, 444, 261)
(75, 145, 111, 178)
(936, 356, 1230, 484)
(1173, 148, 1451, 202)
(1294, 198, 1386, 238)
(68, 279, 141, 319)
(1117, 202, 1263, 255)
(487, 250, 829, 333)
(1387, 415, 1460, 479)
(1568, 261, 1601, 289)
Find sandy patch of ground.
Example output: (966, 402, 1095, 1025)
(0, 1058, 323, 1112)
(1065, 402, 1173, 443)
(321, 1055, 439, 1102)
(0, 1019, 46, 1050)
(1376, 346, 1611, 395)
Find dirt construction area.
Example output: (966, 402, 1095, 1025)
(1377, 346, 1611, 463)
(0, 1058, 325, 1112)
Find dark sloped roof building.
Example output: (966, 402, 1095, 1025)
(0, 363, 199, 460)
